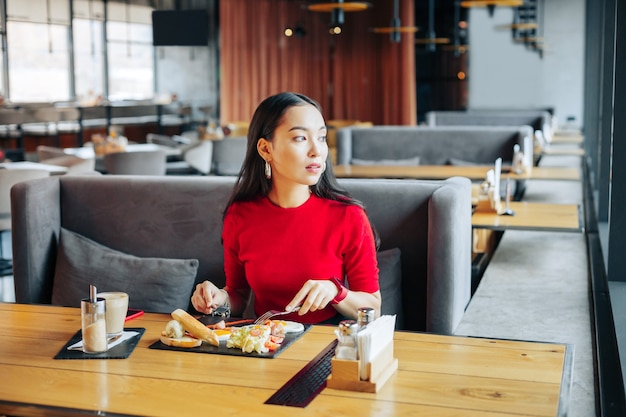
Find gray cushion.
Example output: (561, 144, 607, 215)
(377, 248, 403, 328)
(352, 156, 420, 166)
(51, 228, 199, 313)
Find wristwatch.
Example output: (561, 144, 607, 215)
(329, 277, 349, 305)
(211, 305, 230, 318)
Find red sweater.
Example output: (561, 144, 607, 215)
(222, 194, 379, 324)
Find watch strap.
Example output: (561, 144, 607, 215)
(329, 277, 348, 305)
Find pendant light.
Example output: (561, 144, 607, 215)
(415, 0, 449, 52)
(370, 0, 417, 43)
(308, 0, 371, 31)
(460, 0, 524, 17)
(450, 0, 468, 57)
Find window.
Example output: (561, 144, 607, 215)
(73, 0, 105, 102)
(106, 2, 154, 101)
(3, 0, 156, 103)
(6, 0, 71, 102)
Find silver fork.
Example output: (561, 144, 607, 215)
(254, 306, 301, 324)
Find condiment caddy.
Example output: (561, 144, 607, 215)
(326, 312, 398, 393)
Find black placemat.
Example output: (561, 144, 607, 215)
(54, 327, 145, 360)
(148, 322, 311, 359)
(265, 339, 337, 407)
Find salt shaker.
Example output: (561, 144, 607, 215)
(335, 320, 359, 360)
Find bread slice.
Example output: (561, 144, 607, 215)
(171, 309, 220, 346)
(159, 335, 202, 348)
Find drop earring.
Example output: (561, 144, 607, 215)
(265, 161, 272, 179)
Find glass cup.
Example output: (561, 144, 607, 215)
(81, 297, 108, 353)
(99, 292, 129, 338)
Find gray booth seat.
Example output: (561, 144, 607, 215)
(425, 110, 552, 138)
(11, 175, 471, 334)
(336, 125, 533, 167)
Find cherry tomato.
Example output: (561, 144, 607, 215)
(265, 340, 279, 351)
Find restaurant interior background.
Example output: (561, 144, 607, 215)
(5, 0, 626, 412)
(0, 0, 584, 127)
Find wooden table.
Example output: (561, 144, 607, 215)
(472, 202, 583, 232)
(0, 303, 572, 417)
(540, 147, 585, 157)
(334, 164, 580, 181)
(551, 132, 584, 145)
(0, 160, 67, 174)
(64, 143, 181, 159)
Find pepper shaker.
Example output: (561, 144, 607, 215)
(335, 319, 359, 360)
(357, 307, 375, 329)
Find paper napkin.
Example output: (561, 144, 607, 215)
(67, 330, 140, 351)
(357, 315, 396, 380)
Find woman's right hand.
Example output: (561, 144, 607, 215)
(191, 281, 226, 314)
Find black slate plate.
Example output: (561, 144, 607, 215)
(54, 327, 145, 360)
(148, 318, 311, 359)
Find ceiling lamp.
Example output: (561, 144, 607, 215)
(415, 0, 449, 52)
(442, 44, 469, 54)
(513, 36, 543, 43)
(415, 37, 451, 45)
(371, 27, 418, 34)
(460, 0, 524, 17)
(451, 0, 465, 57)
(460, 0, 524, 6)
(308, 0, 372, 29)
(495, 22, 539, 30)
(370, 0, 417, 43)
(284, 23, 307, 38)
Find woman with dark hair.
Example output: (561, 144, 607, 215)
(191, 92, 380, 324)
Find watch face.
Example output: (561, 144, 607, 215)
(211, 306, 231, 318)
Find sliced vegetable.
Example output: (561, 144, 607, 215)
(264, 340, 279, 351)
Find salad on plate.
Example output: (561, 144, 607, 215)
(227, 320, 292, 354)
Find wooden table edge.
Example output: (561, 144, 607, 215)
(558, 343, 575, 417)
(471, 203, 584, 233)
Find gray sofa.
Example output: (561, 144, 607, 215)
(336, 125, 533, 166)
(425, 110, 552, 137)
(11, 174, 471, 334)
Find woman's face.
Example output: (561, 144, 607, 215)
(263, 104, 328, 187)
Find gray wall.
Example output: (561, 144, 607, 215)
(468, 0, 585, 129)
(153, 0, 219, 124)
(155, 46, 218, 122)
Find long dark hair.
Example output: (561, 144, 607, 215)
(224, 91, 380, 250)
(224, 92, 363, 213)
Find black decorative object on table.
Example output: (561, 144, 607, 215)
(265, 339, 338, 407)
(54, 328, 145, 360)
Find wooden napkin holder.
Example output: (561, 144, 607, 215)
(326, 340, 398, 393)
(475, 194, 502, 214)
